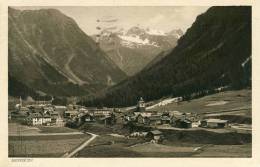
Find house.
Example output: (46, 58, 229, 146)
(99, 116, 115, 125)
(13, 107, 30, 117)
(149, 115, 162, 125)
(88, 108, 112, 118)
(27, 112, 43, 126)
(56, 116, 65, 127)
(34, 100, 52, 106)
(30, 106, 44, 114)
(173, 119, 192, 128)
(124, 114, 137, 123)
(79, 107, 88, 113)
(161, 115, 171, 124)
(169, 110, 184, 118)
(42, 114, 52, 125)
(83, 113, 94, 122)
(200, 119, 228, 128)
(26, 112, 51, 126)
(64, 110, 78, 118)
(49, 110, 59, 122)
(130, 131, 148, 138)
(19, 107, 30, 116)
(136, 112, 160, 125)
(136, 114, 145, 124)
(53, 106, 67, 118)
(43, 106, 54, 114)
(146, 130, 163, 143)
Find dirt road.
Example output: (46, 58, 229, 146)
(62, 132, 98, 158)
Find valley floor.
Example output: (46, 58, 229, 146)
(8, 89, 252, 158)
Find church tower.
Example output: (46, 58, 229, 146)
(137, 97, 146, 112)
(19, 96, 23, 107)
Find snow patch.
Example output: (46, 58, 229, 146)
(119, 35, 150, 45)
(118, 35, 159, 48)
(206, 101, 228, 107)
(146, 29, 166, 36)
(146, 97, 183, 109)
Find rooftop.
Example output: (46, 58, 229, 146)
(205, 119, 228, 123)
(149, 130, 162, 135)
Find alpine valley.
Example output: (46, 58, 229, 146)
(83, 6, 252, 107)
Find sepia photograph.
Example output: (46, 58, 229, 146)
(6, 5, 253, 158)
(1, 0, 260, 164)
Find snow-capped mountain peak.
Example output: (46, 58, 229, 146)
(146, 28, 166, 36)
(96, 26, 182, 49)
(118, 34, 159, 48)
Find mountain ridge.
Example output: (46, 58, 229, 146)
(8, 7, 126, 97)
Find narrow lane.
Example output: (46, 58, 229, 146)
(62, 132, 98, 158)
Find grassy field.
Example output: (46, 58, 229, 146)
(161, 129, 251, 145)
(9, 122, 80, 136)
(149, 89, 251, 115)
(38, 126, 79, 133)
(9, 123, 41, 136)
(77, 127, 251, 158)
(193, 144, 252, 157)
(77, 135, 251, 157)
(9, 134, 90, 157)
(77, 135, 146, 157)
(79, 123, 130, 135)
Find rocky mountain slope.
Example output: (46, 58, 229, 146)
(95, 27, 183, 75)
(8, 7, 126, 97)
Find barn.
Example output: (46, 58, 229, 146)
(200, 119, 228, 128)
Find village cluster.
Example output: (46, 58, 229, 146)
(11, 97, 229, 131)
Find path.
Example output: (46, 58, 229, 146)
(64, 53, 86, 85)
(9, 131, 84, 136)
(62, 132, 98, 158)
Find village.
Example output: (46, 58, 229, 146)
(9, 95, 244, 144)
(8, 89, 252, 157)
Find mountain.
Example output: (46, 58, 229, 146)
(83, 6, 251, 107)
(8, 7, 126, 97)
(9, 74, 38, 99)
(95, 26, 182, 76)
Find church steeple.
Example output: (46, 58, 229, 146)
(137, 97, 145, 112)
(19, 96, 23, 107)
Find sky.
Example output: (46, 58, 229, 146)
(14, 6, 210, 35)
